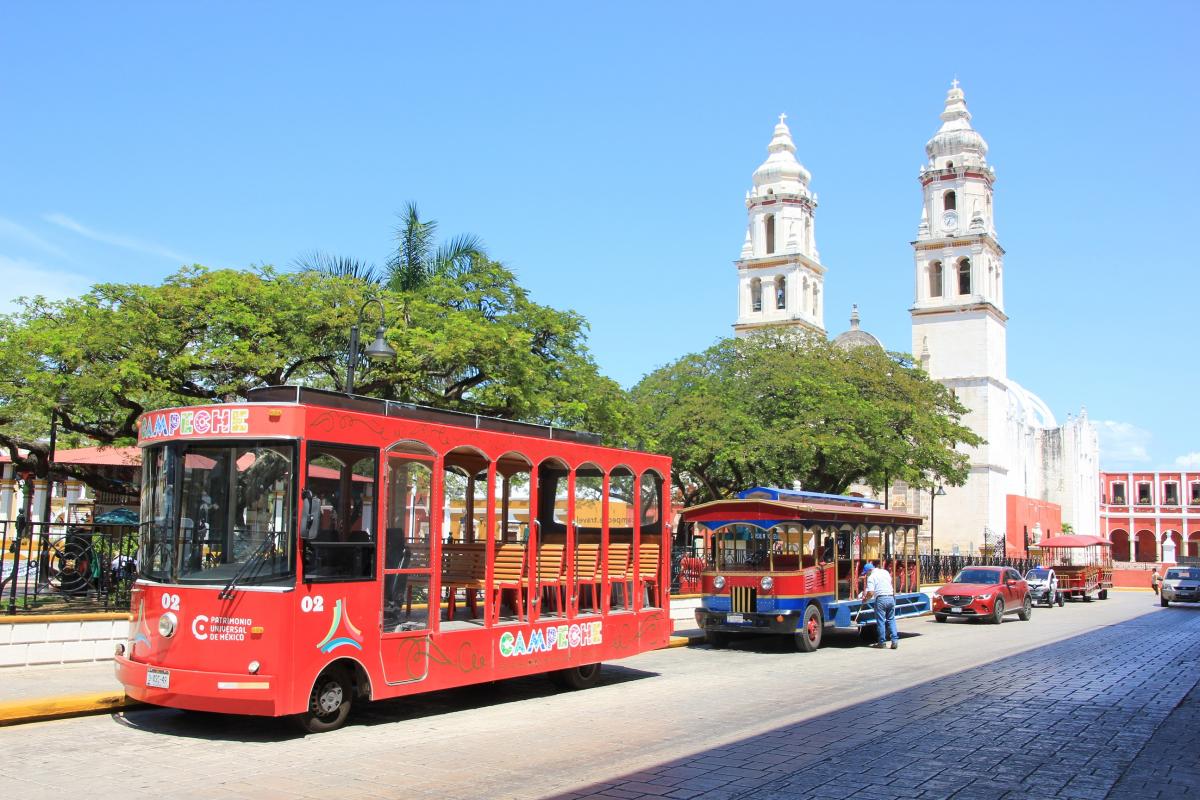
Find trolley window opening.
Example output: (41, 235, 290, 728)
(301, 443, 378, 583)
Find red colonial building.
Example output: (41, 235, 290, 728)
(1100, 471, 1200, 562)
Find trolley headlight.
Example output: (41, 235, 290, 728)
(713, 575, 726, 590)
(248, 660, 261, 675)
(158, 612, 178, 639)
(760, 576, 774, 591)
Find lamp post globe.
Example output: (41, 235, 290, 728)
(345, 299, 396, 396)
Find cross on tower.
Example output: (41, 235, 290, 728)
(778, 112, 787, 124)
(951, 77, 960, 90)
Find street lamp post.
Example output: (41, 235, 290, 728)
(930, 484, 946, 557)
(344, 299, 397, 396)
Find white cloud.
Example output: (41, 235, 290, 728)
(44, 212, 191, 263)
(1174, 452, 1200, 469)
(0, 255, 93, 312)
(0, 217, 67, 258)
(1096, 420, 1153, 465)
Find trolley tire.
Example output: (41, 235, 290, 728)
(934, 614, 948, 623)
(859, 624, 877, 641)
(1083, 592, 1093, 603)
(552, 663, 602, 691)
(1018, 596, 1033, 621)
(704, 631, 730, 649)
(1161, 597, 1169, 608)
(991, 598, 1005, 624)
(296, 666, 353, 734)
(1099, 589, 1108, 600)
(793, 605, 823, 653)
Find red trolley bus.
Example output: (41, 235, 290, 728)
(1036, 534, 1112, 602)
(683, 487, 929, 651)
(114, 387, 671, 731)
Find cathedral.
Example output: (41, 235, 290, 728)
(732, 83, 1100, 556)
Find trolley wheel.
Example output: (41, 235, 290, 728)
(793, 605, 823, 653)
(1056, 592, 1064, 607)
(1083, 592, 1093, 603)
(551, 663, 602, 690)
(859, 624, 878, 640)
(1099, 589, 1108, 600)
(704, 630, 730, 649)
(934, 613, 948, 623)
(991, 598, 1005, 624)
(1018, 596, 1033, 621)
(296, 666, 352, 734)
(1161, 597, 1170, 608)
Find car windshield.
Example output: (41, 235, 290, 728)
(1026, 568, 1049, 580)
(1165, 568, 1200, 580)
(952, 568, 1001, 584)
(141, 441, 297, 585)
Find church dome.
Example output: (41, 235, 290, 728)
(925, 81, 988, 164)
(833, 305, 883, 350)
(753, 114, 811, 193)
(1003, 378, 1057, 429)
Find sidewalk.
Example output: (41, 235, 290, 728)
(0, 629, 706, 727)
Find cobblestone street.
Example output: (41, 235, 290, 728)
(0, 594, 1194, 800)
(562, 604, 1200, 800)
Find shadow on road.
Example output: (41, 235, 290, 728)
(112, 662, 660, 742)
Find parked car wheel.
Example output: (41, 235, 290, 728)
(991, 598, 1005, 624)
(934, 613, 948, 623)
(1018, 596, 1032, 621)
(1056, 592, 1064, 607)
(1161, 597, 1170, 608)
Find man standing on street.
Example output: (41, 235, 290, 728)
(860, 562, 899, 649)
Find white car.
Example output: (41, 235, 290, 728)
(1024, 567, 1063, 607)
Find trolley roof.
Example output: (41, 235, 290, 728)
(245, 385, 602, 445)
(681, 497, 924, 529)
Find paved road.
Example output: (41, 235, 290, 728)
(1, 593, 1194, 800)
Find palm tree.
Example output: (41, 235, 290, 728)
(386, 202, 485, 292)
(295, 202, 485, 292)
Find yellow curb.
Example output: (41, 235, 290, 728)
(0, 692, 140, 727)
(0, 612, 131, 625)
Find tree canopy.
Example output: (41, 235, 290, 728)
(0, 262, 631, 482)
(629, 330, 983, 506)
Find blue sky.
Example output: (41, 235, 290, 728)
(2, 3, 1197, 470)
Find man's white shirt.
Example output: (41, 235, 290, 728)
(866, 568, 895, 597)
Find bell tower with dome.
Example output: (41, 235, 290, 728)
(910, 81, 1012, 551)
(734, 114, 827, 337)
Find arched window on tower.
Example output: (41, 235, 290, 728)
(943, 191, 956, 211)
(765, 215, 776, 255)
(751, 278, 762, 312)
(775, 276, 786, 310)
(929, 261, 943, 298)
(958, 258, 972, 295)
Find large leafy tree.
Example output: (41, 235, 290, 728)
(0, 263, 630, 485)
(630, 329, 982, 506)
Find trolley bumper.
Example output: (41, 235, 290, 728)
(694, 608, 803, 635)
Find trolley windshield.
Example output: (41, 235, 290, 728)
(140, 441, 296, 585)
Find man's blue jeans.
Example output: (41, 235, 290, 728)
(874, 594, 898, 643)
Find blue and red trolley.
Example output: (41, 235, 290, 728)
(683, 487, 930, 650)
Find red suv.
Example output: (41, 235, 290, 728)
(933, 566, 1032, 624)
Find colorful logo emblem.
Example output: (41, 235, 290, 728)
(131, 598, 152, 651)
(316, 599, 363, 653)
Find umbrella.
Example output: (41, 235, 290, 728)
(93, 507, 139, 525)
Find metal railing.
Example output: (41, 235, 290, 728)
(919, 554, 1039, 585)
(1, 519, 139, 615)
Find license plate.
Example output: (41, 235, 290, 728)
(949, 608, 962, 614)
(727, 613, 744, 624)
(146, 668, 170, 689)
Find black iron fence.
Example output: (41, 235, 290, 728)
(1, 519, 138, 615)
(919, 554, 1039, 585)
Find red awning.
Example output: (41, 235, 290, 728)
(53, 446, 141, 467)
(1037, 534, 1111, 548)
